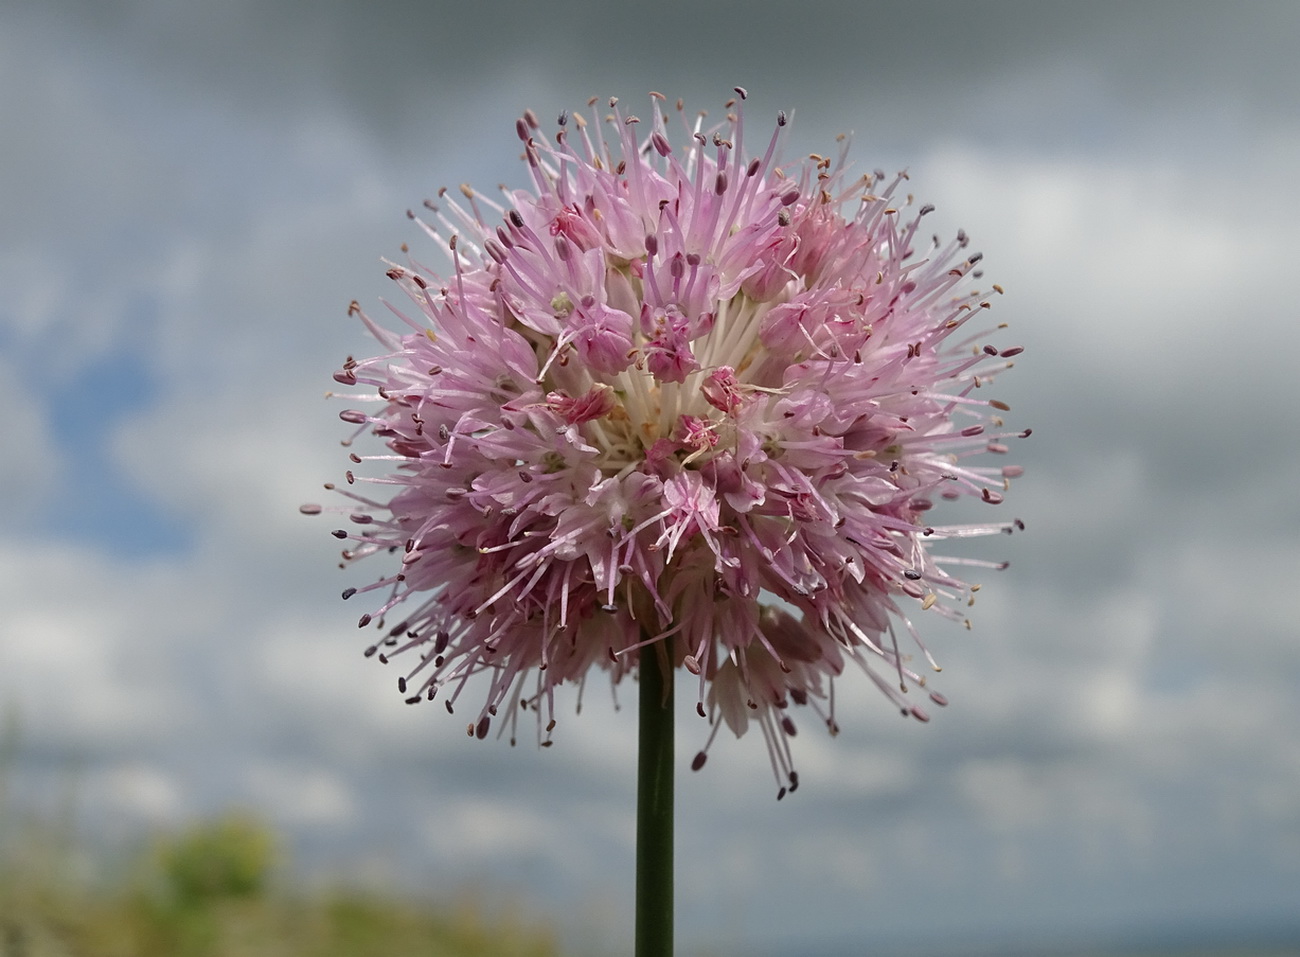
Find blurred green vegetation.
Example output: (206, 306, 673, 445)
(0, 720, 556, 957)
(0, 809, 558, 957)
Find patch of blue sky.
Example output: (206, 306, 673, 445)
(33, 297, 192, 558)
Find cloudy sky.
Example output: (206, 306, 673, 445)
(3, 1, 1299, 954)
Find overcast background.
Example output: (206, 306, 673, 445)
(3, 2, 1299, 955)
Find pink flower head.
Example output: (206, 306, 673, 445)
(547, 383, 617, 425)
(674, 414, 718, 453)
(641, 303, 701, 384)
(700, 366, 746, 414)
(568, 297, 637, 375)
(305, 89, 1029, 797)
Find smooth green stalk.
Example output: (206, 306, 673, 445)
(635, 643, 674, 957)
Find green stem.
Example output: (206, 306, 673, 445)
(636, 642, 674, 957)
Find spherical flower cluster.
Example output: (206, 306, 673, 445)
(304, 90, 1027, 796)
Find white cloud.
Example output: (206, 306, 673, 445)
(93, 762, 186, 826)
(244, 762, 356, 829)
(917, 135, 1300, 396)
(0, 542, 196, 752)
(421, 797, 560, 860)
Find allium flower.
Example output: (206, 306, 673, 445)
(304, 90, 1027, 797)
